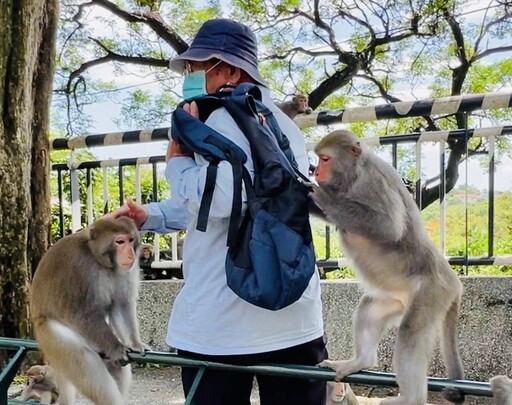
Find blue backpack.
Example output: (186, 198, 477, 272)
(170, 84, 315, 311)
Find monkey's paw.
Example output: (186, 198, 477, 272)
(128, 341, 151, 356)
(104, 346, 130, 367)
(318, 359, 361, 382)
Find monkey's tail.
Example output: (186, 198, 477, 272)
(441, 296, 466, 404)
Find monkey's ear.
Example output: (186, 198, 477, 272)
(352, 143, 362, 157)
(88, 225, 98, 240)
(88, 222, 104, 241)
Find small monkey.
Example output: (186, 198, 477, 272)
(31, 216, 149, 405)
(326, 381, 359, 405)
(139, 243, 155, 267)
(490, 375, 512, 405)
(277, 94, 313, 118)
(310, 130, 464, 405)
(20, 365, 59, 404)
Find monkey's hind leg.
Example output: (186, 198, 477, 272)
(36, 320, 126, 405)
(440, 295, 465, 403)
(319, 295, 403, 381)
(490, 376, 512, 405)
(382, 291, 447, 405)
(107, 360, 132, 400)
(37, 391, 54, 404)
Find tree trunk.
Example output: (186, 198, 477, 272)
(0, 0, 58, 339)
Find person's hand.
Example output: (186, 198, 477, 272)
(103, 199, 148, 230)
(166, 140, 193, 162)
(183, 101, 199, 118)
(166, 101, 199, 162)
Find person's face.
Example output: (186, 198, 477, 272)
(185, 60, 240, 94)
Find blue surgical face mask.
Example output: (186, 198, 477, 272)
(182, 70, 207, 100)
(182, 60, 222, 100)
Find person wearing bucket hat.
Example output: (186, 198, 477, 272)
(108, 18, 326, 404)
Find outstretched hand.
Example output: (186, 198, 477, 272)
(103, 199, 148, 230)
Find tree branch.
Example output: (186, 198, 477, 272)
(65, 37, 169, 94)
(355, 74, 401, 102)
(84, 0, 189, 54)
(308, 59, 361, 109)
(474, 45, 512, 61)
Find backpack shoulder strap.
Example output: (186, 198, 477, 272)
(170, 97, 248, 244)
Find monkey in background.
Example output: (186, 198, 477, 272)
(310, 130, 464, 405)
(491, 376, 512, 405)
(326, 381, 359, 405)
(277, 94, 313, 119)
(30, 217, 149, 405)
(139, 243, 155, 267)
(20, 364, 59, 404)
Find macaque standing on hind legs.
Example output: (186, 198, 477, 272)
(30, 217, 149, 405)
(310, 130, 465, 405)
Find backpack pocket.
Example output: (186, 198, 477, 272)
(226, 210, 315, 310)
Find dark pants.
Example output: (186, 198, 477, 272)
(179, 336, 328, 405)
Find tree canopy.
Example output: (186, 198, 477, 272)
(53, 0, 512, 209)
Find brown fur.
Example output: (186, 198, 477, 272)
(30, 217, 148, 405)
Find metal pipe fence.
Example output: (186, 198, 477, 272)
(0, 338, 494, 405)
(49, 91, 512, 272)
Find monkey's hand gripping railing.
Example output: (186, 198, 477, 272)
(0, 337, 493, 405)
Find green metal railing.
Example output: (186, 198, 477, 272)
(0, 337, 493, 404)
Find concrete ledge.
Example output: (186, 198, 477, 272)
(138, 276, 512, 382)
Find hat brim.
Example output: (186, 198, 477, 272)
(169, 47, 267, 86)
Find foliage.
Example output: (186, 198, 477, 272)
(48, 0, 512, 278)
(316, 188, 512, 279)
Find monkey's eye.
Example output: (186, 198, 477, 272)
(319, 154, 330, 162)
(129, 237, 135, 243)
(115, 239, 126, 245)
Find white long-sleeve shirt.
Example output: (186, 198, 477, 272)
(142, 87, 324, 355)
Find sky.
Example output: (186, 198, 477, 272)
(51, 0, 512, 192)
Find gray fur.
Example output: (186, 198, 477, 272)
(491, 376, 512, 405)
(30, 217, 148, 405)
(312, 130, 464, 405)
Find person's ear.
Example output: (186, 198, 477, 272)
(228, 66, 241, 83)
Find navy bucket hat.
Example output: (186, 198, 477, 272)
(169, 19, 267, 86)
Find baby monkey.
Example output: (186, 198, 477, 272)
(20, 364, 59, 404)
(311, 130, 465, 405)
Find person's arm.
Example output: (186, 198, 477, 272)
(104, 198, 188, 234)
(142, 198, 189, 234)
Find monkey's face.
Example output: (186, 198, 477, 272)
(314, 130, 363, 187)
(116, 234, 137, 270)
(314, 152, 333, 185)
(26, 367, 45, 384)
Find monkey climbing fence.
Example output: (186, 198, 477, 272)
(49, 90, 512, 273)
(0, 337, 494, 405)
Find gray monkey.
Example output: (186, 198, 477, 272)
(311, 130, 465, 405)
(490, 376, 512, 405)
